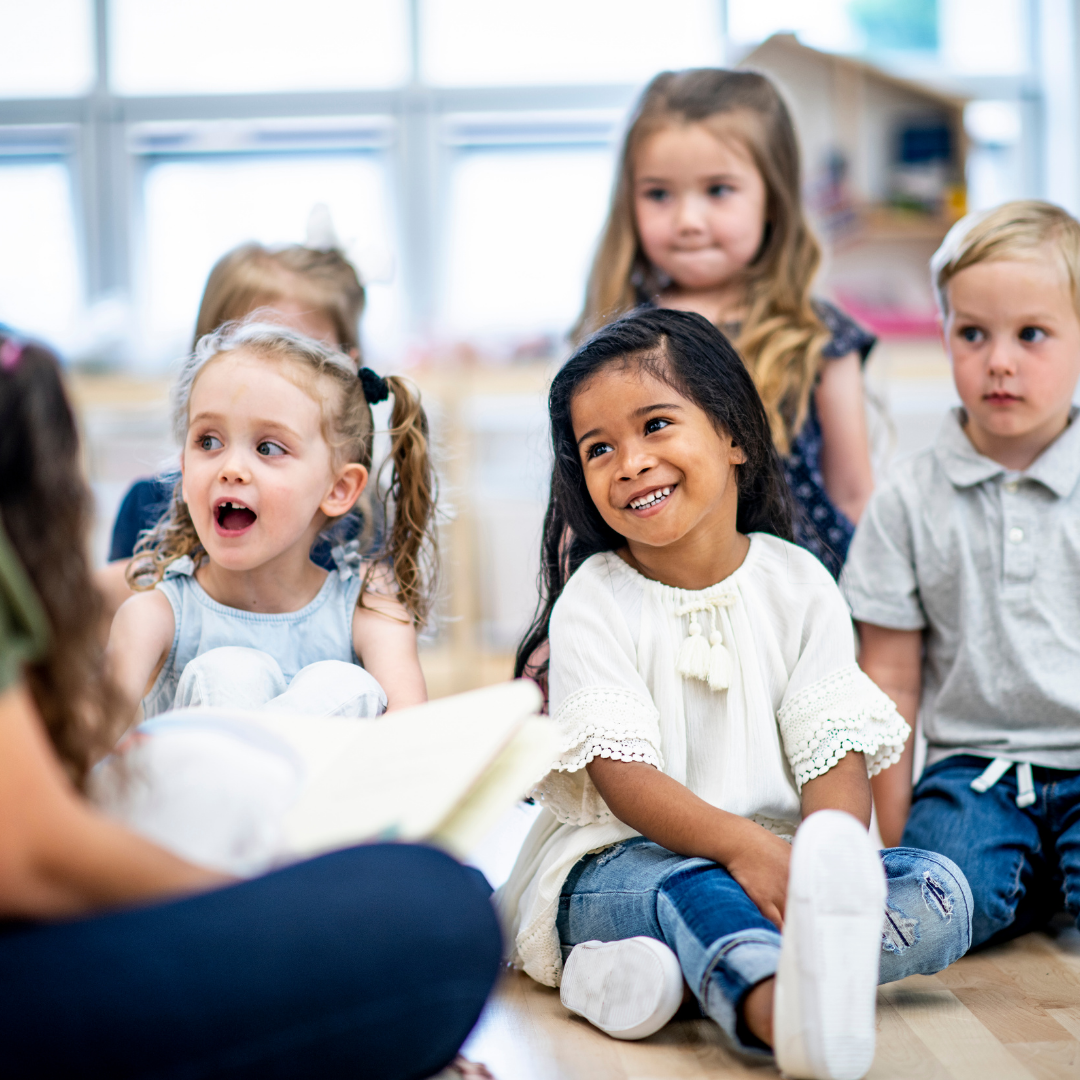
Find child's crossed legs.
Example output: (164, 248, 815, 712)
(175, 645, 388, 718)
(556, 835, 971, 1056)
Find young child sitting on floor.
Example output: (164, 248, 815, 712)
(98, 239, 371, 622)
(107, 319, 437, 724)
(499, 307, 971, 1080)
(843, 200, 1080, 947)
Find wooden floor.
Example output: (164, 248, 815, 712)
(462, 921, 1080, 1079)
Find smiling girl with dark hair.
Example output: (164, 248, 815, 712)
(499, 308, 970, 1080)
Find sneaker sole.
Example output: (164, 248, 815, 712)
(560, 937, 684, 1040)
(775, 810, 886, 1080)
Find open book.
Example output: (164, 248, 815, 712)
(92, 680, 554, 875)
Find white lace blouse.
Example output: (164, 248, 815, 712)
(496, 533, 909, 987)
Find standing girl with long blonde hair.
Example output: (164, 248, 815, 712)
(578, 69, 875, 575)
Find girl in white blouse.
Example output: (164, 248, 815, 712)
(498, 309, 972, 1080)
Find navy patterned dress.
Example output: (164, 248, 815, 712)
(635, 295, 875, 578)
(783, 301, 876, 578)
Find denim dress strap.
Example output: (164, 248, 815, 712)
(140, 557, 363, 719)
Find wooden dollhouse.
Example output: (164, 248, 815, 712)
(739, 33, 968, 335)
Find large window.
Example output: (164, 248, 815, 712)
(727, 0, 1028, 74)
(110, 0, 410, 95)
(0, 1, 94, 98)
(139, 150, 399, 365)
(439, 142, 615, 342)
(421, 0, 721, 86)
(0, 160, 82, 348)
(0, 0, 1066, 368)
(0, 0, 725, 369)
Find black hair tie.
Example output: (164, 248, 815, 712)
(358, 367, 390, 404)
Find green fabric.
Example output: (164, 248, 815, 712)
(0, 513, 50, 693)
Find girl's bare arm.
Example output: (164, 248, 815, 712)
(815, 352, 875, 525)
(352, 570, 427, 712)
(856, 622, 922, 847)
(586, 757, 792, 928)
(800, 749, 872, 826)
(0, 682, 226, 918)
(105, 589, 176, 726)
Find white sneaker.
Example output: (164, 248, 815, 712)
(773, 810, 886, 1080)
(560, 937, 684, 1040)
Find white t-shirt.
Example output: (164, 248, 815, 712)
(496, 533, 909, 987)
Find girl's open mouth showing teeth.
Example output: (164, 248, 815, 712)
(629, 486, 674, 510)
(216, 501, 257, 531)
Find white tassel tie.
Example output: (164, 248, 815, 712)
(675, 594, 736, 692)
(676, 614, 711, 680)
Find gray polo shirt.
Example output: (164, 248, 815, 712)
(841, 407, 1080, 770)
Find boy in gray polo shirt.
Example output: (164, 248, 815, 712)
(842, 200, 1080, 950)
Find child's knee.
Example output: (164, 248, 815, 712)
(270, 660, 387, 718)
(175, 646, 287, 710)
(879, 848, 973, 980)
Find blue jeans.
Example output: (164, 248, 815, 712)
(902, 755, 1080, 949)
(0, 844, 500, 1079)
(557, 836, 971, 1053)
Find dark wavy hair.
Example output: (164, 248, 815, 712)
(0, 332, 125, 786)
(515, 307, 794, 680)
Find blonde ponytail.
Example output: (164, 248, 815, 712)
(363, 375, 439, 626)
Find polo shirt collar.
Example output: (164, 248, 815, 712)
(934, 406, 1080, 496)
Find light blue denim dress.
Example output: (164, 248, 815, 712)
(142, 553, 365, 719)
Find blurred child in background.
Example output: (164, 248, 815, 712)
(98, 240, 369, 619)
(577, 69, 875, 576)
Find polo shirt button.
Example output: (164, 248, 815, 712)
(1004, 481, 1019, 493)
(1008, 526, 1024, 543)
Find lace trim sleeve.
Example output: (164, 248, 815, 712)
(778, 664, 910, 791)
(530, 686, 663, 826)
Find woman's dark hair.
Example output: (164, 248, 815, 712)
(0, 333, 125, 786)
(515, 307, 794, 680)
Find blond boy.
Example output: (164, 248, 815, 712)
(842, 201, 1080, 949)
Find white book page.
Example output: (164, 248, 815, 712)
(274, 680, 544, 855)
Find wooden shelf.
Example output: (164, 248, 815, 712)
(840, 206, 955, 244)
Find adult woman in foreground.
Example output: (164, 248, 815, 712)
(0, 330, 500, 1079)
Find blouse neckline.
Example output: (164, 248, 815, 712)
(602, 533, 763, 597)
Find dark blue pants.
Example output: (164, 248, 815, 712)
(902, 755, 1080, 949)
(0, 844, 501, 1079)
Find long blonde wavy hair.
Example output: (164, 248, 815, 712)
(577, 69, 830, 453)
(128, 321, 438, 626)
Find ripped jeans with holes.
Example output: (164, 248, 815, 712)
(557, 837, 972, 1055)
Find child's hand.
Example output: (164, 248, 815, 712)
(724, 824, 792, 930)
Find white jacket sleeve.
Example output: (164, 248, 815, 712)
(530, 558, 662, 826)
(776, 571, 910, 790)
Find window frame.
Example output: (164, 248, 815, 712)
(0, 0, 1055, 363)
